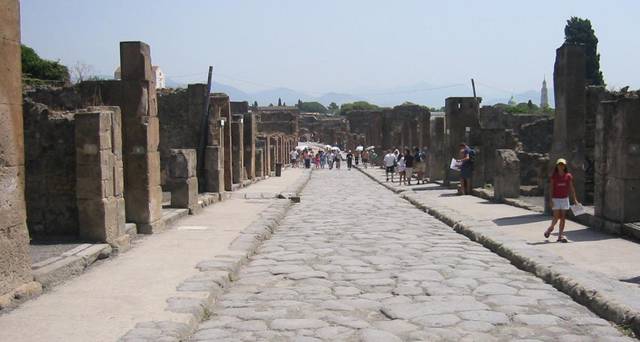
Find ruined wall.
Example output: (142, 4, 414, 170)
(157, 85, 204, 186)
(595, 92, 640, 223)
(255, 107, 299, 136)
(23, 98, 78, 238)
(345, 110, 384, 149)
(0, 0, 33, 297)
(298, 113, 350, 147)
(444, 97, 481, 184)
(428, 117, 445, 180)
(517, 118, 553, 153)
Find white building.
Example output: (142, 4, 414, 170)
(113, 65, 165, 89)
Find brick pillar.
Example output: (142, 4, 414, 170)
(211, 94, 232, 191)
(75, 107, 127, 248)
(166, 149, 199, 214)
(231, 115, 244, 184)
(548, 43, 587, 211)
(243, 113, 256, 179)
(255, 148, 264, 178)
(118, 41, 163, 234)
(0, 0, 36, 300)
(428, 117, 445, 181)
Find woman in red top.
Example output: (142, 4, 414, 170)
(544, 158, 580, 243)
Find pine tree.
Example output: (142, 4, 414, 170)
(564, 17, 605, 86)
(278, 98, 282, 106)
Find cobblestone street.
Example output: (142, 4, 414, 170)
(191, 169, 631, 341)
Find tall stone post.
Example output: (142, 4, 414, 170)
(75, 108, 127, 248)
(494, 149, 520, 201)
(0, 0, 38, 302)
(548, 44, 587, 209)
(119, 41, 163, 233)
(243, 113, 256, 179)
(444, 97, 481, 185)
(231, 115, 244, 184)
(255, 148, 264, 178)
(166, 149, 199, 214)
(203, 95, 225, 193)
(212, 94, 233, 191)
(428, 117, 445, 181)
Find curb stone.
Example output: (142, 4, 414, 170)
(119, 171, 312, 342)
(357, 166, 640, 337)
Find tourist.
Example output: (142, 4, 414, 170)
(544, 158, 580, 243)
(383, 150, 396, 182)
(362, 150, 370, 168)
(404, 149, 414, 185)
(335, 151, 341, 169)
(314, 152, 321, 168)
(457, 143, 474, 195)
(346, 150, 354, 170)
(414, 147, 426, 184)
(303, 149, 311, 169)
(397, 152, 407, 185)
(355, 151, 360, 166)
(327, 151, 335, 170)
(320, 151, 327, 169)
(290, 149, 299, 168)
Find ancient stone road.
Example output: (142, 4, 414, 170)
(191, 169, 631, 341)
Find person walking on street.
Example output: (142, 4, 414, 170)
(327, 151, 335, 170)
(397, 152, 407, 185)
(457, 143, 474, 195)
(335, 152, 341, 169)
(314, 152, 321, 168)
(320, 151, 327, 169)
(346, 150, 354, 170)
(404, 149, 414, 185)
(304, 149, 311, 169)
(362, 150, 370, 168)
(355, 152, 360, 166)
(544, 158, 580, 243)
(383, 150, 396, 182)
(414, 147, 426, 184)
(290, 149, 299, 168)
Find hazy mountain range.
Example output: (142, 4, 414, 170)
(166, 78, 554, 108)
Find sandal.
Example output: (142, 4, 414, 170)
(557, 237, 568, 243)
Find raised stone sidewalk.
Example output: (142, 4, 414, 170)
(358, 166, 640, 336)
(0, 168, 310, 342)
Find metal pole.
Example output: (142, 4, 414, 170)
(197, 66, 213, 185)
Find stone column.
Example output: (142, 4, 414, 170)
(166, 149, 199, 214)
(211, 94, 232, 191)
(231, 115, 244, 184)
(0, 0, 37, 301)
(118, 41, 163, 234)
(494, 149, 520, 201)
(428, 117, 445, 181)
(444, 97, 481, 184)
(75, 107, 127, 248)
(548, 43, 587, 211)
(203, 96, 225, 193)
(243, 113, 256, 179)
(255, 148, 264, 178)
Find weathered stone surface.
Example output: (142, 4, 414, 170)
(494, 149, 520, 200)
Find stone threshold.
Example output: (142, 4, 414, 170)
(357, 166, 640, 337)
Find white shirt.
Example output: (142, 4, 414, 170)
(290, 151, 298, 159)
(383, 153, 396, 167)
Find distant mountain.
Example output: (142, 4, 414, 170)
(483, 89, 555, 106)
(249, 87, 311, 106)
(211, 82, 251, 102)
(315, 92, 364, 106)
(164, 78, 185, 89)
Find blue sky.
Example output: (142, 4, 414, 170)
(21, 0, 639, 97)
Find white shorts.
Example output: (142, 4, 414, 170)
(552, 197, 570, 210)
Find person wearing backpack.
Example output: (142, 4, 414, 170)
(457, 142, 474, 195)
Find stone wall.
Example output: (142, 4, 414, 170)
(0, 0, 34, 298)
(428, 117, 445, 180)
(517, 118, 553, 153)
(23, 99, 78, 238)
(494, 149, 520, 200)
(298, 113, 350, 147)
(444, 97, 481, 184)
(165, 149, 199, 214)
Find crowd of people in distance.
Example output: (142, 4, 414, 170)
(289, 147, 375, 171)
(382, 147, 427, 185)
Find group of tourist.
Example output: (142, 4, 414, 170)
(383, 147, 427, 185)
(290, 147, 376, 171)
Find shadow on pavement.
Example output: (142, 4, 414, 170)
(493, 214, 549, 226)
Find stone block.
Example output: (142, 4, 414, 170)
(77, 198, 119, 242)
(120, 41, 153, 82)
(494, 149, 520, 200)
(114, 159, 124, 196)
(169, 177, 198, 210)
(0, 222, 32, 296)
(0, 36, 22, 106)
(0, 0, 20, 43)
(74, 111, 113, 150)
(603, 177, 640, 223)
(168, 149, 197, 179)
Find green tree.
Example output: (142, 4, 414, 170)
(21, 44, 70, 82)
(252, 101, 258, 108)
(298, 101, 328, 113)
(327, 102, 339, 113)
(339, 101, 380, 115)
(564, 17, 604, 86)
